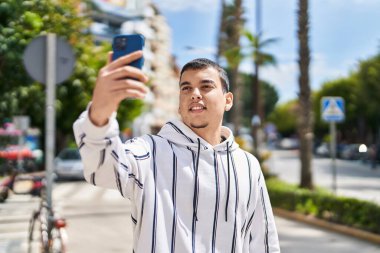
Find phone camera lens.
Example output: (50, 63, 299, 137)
(115, 38, 127, 51)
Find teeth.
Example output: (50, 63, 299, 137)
(190, 106, 204, 111)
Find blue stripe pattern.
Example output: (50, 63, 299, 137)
(114, 165, 124, 197)
(190, 148, 197, 253)
(244, 152, 252, 210)
(112, 151, 144, 189)
(98, 149, 106, 168)
(128, 173, 144, 189)
(91, 172, 96, 186)
(131, 215, 137, 225)
(245, 210, 255, 238)
(78, 133, 86, 150)
(169, 141, 178, 253)
(261, 187, 269, 253)
(211, 151, 220, 253)
(125, 149, 150, 160)
(230, 153, 239, 253)
(148, 135, 158, 253)
(111, 150, 119, 161)
(167, 122, 195, 143)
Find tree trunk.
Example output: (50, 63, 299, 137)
(252, 63, 260, 155)
(297, 0, 313, 189)
(231, 67, 242, 136)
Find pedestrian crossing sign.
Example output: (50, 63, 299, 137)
(321, 97, 345, 122)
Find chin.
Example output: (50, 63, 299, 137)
(190, 123, 208, 129)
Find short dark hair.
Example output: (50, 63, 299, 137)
(180, 58, 230, 93)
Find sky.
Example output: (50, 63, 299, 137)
(152, 0, 380, 103)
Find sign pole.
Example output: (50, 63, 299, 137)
(45, 34, 57, 211)
(322, 96, 345, 195)
(330, 121, 337, 194)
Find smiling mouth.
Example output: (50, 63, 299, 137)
(189, 105, 206, 112)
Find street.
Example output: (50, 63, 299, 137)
(1, 150, 380, 252)
(0, 182, 133, 253)
(267, 149, 380, 204)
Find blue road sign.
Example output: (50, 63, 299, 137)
(321, 97, 345, 122)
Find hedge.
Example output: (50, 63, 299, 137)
(266, 177, 380, 234)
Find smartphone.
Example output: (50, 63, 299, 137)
(112, 34, 145, 69)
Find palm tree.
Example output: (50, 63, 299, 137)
(297, 0, 313, 189)
(217, 0, 244, 136)
(244, 30, 278, 154)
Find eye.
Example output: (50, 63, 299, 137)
(181, 86, 191, 92)
(202, 84, 213, 90)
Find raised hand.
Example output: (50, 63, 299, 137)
(90, 50, 149, 126)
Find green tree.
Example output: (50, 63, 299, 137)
(240, 73, 279, 125)
(0, 0, 143, 152)
(297, 0, 313, 189)
(313, 52, 380, 145)
(267, 100, 298, 137)
(243, 30, 278, 117)
(243, 29, 278, 153)
(356, 54, 380, 143)
(313, 77, 360, 143)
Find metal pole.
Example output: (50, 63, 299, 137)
(330, 122, 337, 194)
(45, 34, 56, 210)
(256, 0, 262, 37)
(252, 0, 262, 156)
(17, 132, 24, 171)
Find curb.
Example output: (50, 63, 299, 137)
(273, 208, 380, 245)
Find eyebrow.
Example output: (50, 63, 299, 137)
(179, 81, 190, 87)
(179, 79, 216, 87)
(200, 79, 216, 85)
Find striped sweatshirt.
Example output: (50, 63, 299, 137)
(73, 109, 280, 253)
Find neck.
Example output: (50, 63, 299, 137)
(191, 126, 222, 146)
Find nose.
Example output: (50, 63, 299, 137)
(191, 88, 202, 100)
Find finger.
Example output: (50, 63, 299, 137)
(111, 79, 149, 94)
(114, 89, 146, 101)
(107, 50, 143, 71)
(107, 52, 113, 65)
(109, 66, 149, 83)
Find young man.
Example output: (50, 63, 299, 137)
(73, 51, 280, 252)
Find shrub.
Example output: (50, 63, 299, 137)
(266, 177, 380, 234)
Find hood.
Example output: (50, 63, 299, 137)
(157, 119, 239, 153)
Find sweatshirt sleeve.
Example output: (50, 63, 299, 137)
(72, 105, 150, 200)
(249, 161, 281, 253)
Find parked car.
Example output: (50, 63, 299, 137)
(277, 138, 299, 150)
(315, 142, 330, 157)
(340, 144, 363, 160)
(54, 148, 84, 181)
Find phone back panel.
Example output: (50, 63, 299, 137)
(112, 34, 145, 69)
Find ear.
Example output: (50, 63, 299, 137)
(224, 92, 233, 111)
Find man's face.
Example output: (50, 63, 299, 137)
(178, 67, 233, 131)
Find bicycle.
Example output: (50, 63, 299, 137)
(27, 189, 68, 253)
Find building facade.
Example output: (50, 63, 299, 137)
(88, 0, 180, 135)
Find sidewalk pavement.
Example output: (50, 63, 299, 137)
(275, 215, 380, 253)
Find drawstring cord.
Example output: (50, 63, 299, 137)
(225, 142, 231, 222)
(193, 138, 201, 221)
(192, 138, 231, 223)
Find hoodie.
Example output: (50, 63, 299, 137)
(73, 109, 280, 253)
